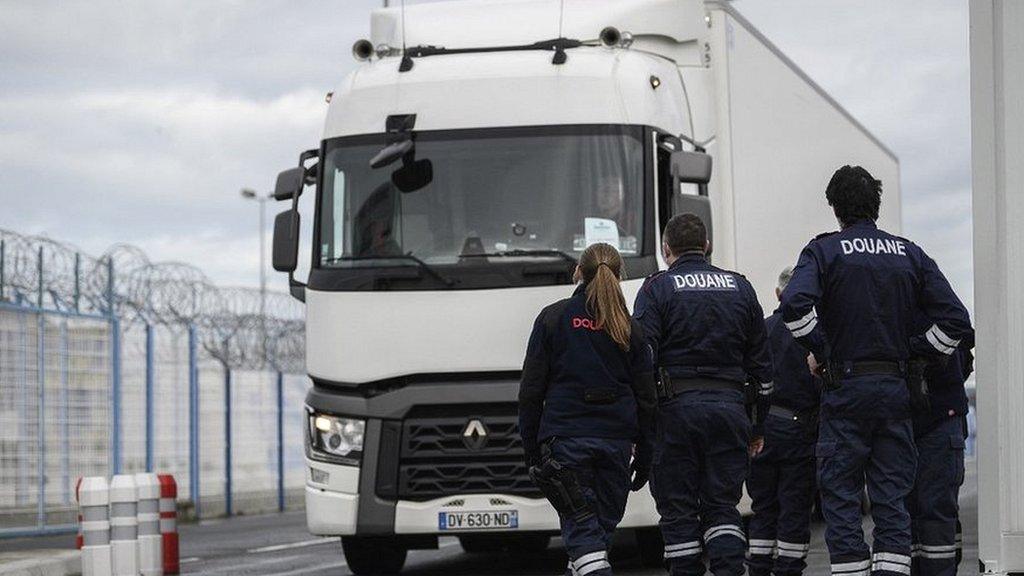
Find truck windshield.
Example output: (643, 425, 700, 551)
(318, 126, 645, 268)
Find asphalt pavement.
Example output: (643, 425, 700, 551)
(1, 461, 979, 576)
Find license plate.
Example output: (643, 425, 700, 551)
(438, 510, 519, 531)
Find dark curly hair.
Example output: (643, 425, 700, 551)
(825, 165, 882, 226)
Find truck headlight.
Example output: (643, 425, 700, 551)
(306, 411, 365, 465)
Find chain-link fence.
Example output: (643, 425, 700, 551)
(0, 229, 309, 537)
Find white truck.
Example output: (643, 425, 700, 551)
(270, 1, 900, 573)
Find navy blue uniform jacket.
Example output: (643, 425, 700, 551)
(765, 309, 820, 414)
(632, 253, 774, 433)
(518, 284, 657, 464)
(781, 221, 973, 365)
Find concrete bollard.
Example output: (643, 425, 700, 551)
(79, 476, 112, 576)
(158, 474, 180, 575)
(109, 474, 139, 576)
(135, 473, 164, 576)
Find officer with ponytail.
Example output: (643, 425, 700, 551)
(519, 242, 657, 576)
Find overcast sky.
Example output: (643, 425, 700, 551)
(0, 0, 973, 311)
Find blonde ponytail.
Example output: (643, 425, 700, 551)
(579, 243, 631, 351)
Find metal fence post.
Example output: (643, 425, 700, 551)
(60, 318, 70, 504)
(1, 237, 6, 300)
(224, 365, 232, 516)
(145, 323, 155, 472)
(36, 246, 46, 529)
(107, 258, 122, 475)
(73, 253, 81, 312)
(276, 371, 284, 512)
(188, 324, 200, 518)
(17, 312, 28, 506)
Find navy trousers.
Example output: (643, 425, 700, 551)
(908, 416, 966, 576)
(747, 413, 817, 576)
(549, 436, 632, 576)
(652, 390, 751, 576)
(817, 415, 917, 576)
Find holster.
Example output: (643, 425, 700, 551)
(528, 445, 594, 523)
(906, 358, 932, 415)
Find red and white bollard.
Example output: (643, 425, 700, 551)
(109, 474, 139, 576)
(79, 476, 112, 576)
(76, 477, 84, 550)
(135, 473, 164, 576)
(158, 474, 180, 575)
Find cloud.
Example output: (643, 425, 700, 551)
(1, 0, 975, 313)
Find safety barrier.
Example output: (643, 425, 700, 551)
(158, 475, 178, 575)
(78, 474, 177, 576)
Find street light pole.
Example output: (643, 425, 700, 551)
(241, 188, 272, 364)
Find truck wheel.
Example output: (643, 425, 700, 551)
(341, 536, 408, 575)
(635, 527, 665, 568)
(459, 533, 550, 553)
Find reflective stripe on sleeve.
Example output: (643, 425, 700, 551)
(785, 309, 817, 332)
(759, 382, 774, 396)
(926, 324, 958, 354)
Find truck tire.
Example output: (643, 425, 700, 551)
(635, 527, 665, 568)
(458, 533, 550, 554)
(341, 536, 408, 575)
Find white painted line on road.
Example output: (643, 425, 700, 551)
(262, 560, 348, 576)
(180, 557, 201, 564)
(440, 539, 460, 548)
(247, 537, 337, 554)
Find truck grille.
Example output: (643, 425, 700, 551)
(396, 407, 540, 500)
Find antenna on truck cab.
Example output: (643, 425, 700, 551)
(552, 0, 568, 64)
(399, 0, 414, 71)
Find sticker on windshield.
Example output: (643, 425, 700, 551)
(584, 218, 620, 249)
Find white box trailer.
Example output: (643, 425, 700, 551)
(269, 1, 900, 573)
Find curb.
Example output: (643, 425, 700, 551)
(0, 550, 80, 576)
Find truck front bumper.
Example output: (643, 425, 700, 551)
(306, 460, 360, 536)
(304, 456, 660, 536)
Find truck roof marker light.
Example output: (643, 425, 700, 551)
(650, 75, 661, 90)
(325, 92, 333, 104)
(352, 39, 373, 62)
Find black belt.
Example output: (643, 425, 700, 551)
(834, 360, 907, 379)
(659, 375, 743, 400)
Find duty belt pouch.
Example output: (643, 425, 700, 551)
(528, 445, 594, 523)
(656, 368, 671, 399)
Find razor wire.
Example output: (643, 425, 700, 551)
(0, 229, 304, 373)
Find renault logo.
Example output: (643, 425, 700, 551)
(462, 419, 489, 450)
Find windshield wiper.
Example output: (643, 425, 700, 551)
(460, 249, 577, 264)
(324, 254, 455, 287)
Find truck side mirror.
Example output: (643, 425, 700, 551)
(671, 151, 713, 184)
(272, 209, 301, 272)
(274, 167, 306, 201)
